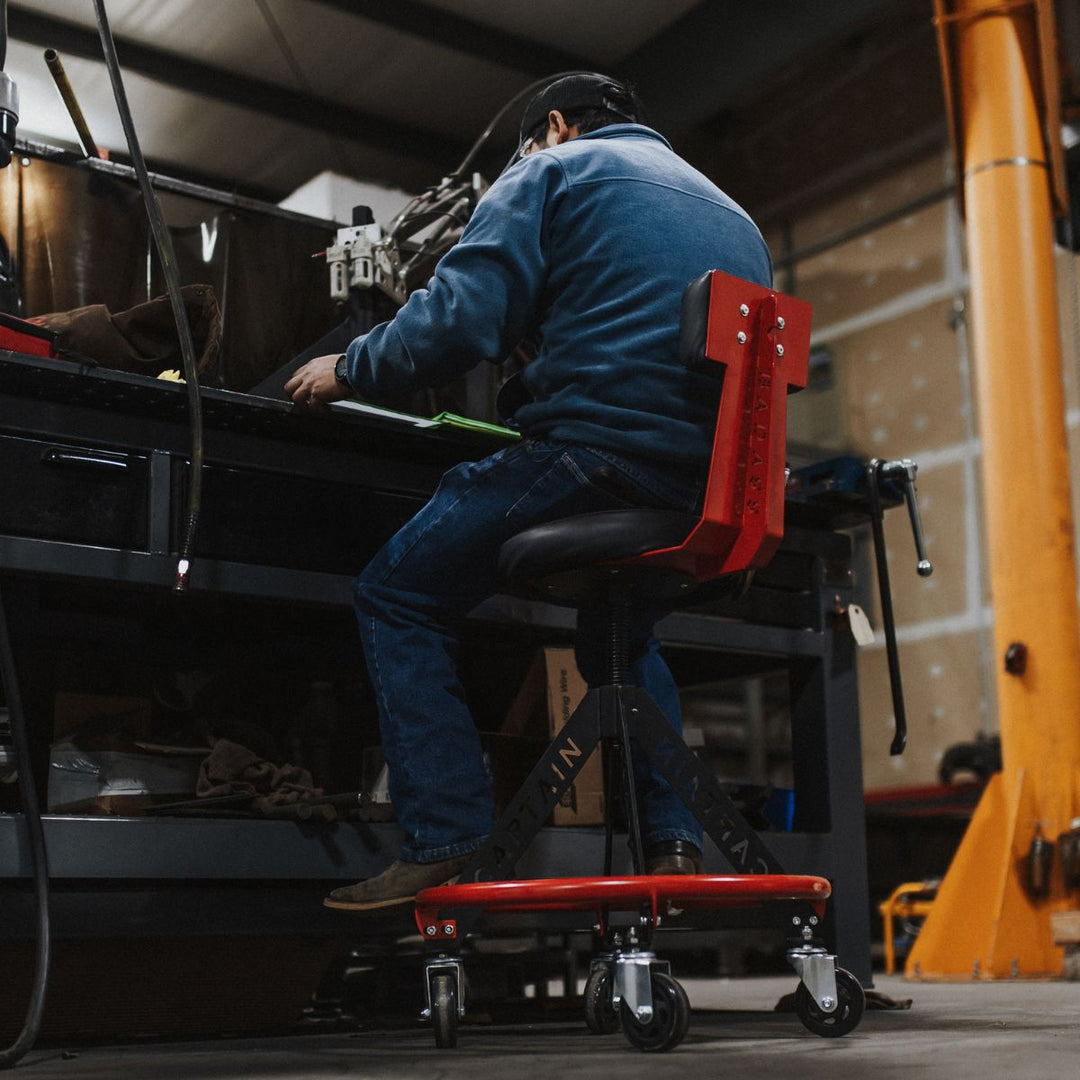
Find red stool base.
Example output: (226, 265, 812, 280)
(415, 873, 830, 939)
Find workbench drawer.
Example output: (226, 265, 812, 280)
(183, 461, 423, 575)
(0, 434, 149, 549)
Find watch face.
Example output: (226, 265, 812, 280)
(335, 354, 348, 383)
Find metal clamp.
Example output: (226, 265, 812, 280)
(867, 457, 934, 755)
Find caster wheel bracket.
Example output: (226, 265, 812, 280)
(611, 953, 670, 1023)
(613, 953, 656, 1023)
(787, 946, 839, 1013)
(422, 957, 465, 1019)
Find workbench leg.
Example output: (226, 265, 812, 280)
(790, 641, 873, 987)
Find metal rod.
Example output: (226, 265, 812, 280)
(43, 48, 99, 159)
(15, 138, 337, 230)
(616, 698, 645, 876)
(867, 460, 908, 757)
(601, 741, 615, 877)
(880, 459, 934, 576)
(92, 0, 203, 593)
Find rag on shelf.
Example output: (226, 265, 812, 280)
(196, 738, 322, 806)
(29, 284, 221, 377)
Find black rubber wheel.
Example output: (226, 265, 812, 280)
(583, 967, 620, 1035)
(670, 975, 691, 1046)
(430, 972, 458, 1049)
(619, 972, 690, 1052)
(794, 967, 865, 1038)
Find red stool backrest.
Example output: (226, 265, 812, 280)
(631, 270, 811, 581)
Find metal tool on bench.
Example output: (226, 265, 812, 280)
(411, 270, 867, 1051)
(786, 454, 934, 755)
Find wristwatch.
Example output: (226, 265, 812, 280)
(334, 353, 350, 389)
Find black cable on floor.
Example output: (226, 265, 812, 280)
(0, 583, 51, 1069)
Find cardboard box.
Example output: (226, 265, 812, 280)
(501, 647, 604, 825)
(52, 693, 153, 742)
(48, 694, 195, 812)
(47, 747, 201, 811)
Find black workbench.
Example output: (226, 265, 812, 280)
(0, 350, 871, 986)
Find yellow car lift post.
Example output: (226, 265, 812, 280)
(907, 0, 1080, 979)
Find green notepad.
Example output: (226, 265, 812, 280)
(331, 399, 519, 441)
(430, 412, 521, 441)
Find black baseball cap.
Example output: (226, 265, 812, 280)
(517, 73, 642, 145)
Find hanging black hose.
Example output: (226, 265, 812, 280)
(0, 584, 51, 1069)
(384, 70, 613, 248)
(92, 0, 203, 592)
(0, 0, 19, 170)
(0, 0, 49, 1065)
(452, 69, 608, 182)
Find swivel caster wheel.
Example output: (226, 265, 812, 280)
(619, 972, 690, 1052)
(795, 967, 865, 1037)
(583, 966, 620, 1035)
(430, 971, 459, 1048)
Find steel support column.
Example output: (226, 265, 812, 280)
(909, 0, 1080, 979)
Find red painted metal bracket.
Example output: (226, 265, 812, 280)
(631, 272, 811, 580)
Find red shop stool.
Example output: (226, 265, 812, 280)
(414, 270, 865, 1049)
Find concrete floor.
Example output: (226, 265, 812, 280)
(13, 974, 1080, 1080)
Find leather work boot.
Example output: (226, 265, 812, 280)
(646, 840, 704, 918)
(645, 840, 704, 876)
(324, 854, 471, 912)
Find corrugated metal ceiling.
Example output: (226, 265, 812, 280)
(6, 0, 900, 203)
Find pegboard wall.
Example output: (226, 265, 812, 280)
(771, 149, 1080, 792)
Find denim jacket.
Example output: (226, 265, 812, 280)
(343, 124, 772, 465)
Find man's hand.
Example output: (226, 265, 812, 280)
(284, 354, 350, 410)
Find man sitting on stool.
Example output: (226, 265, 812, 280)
(286, 73, 772, 911)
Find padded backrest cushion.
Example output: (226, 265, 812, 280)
(677, 271, 717, 376)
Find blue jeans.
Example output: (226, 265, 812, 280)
(353, 438, 705, 863)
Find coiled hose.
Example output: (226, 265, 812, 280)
(0, 584, 51, 1069)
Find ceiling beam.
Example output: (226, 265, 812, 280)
(313, 0, 591, 77)
(8, 4, 470, 172)
(623, 0, 902, 133)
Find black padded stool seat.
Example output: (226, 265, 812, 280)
(497, 508, 700, 605)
